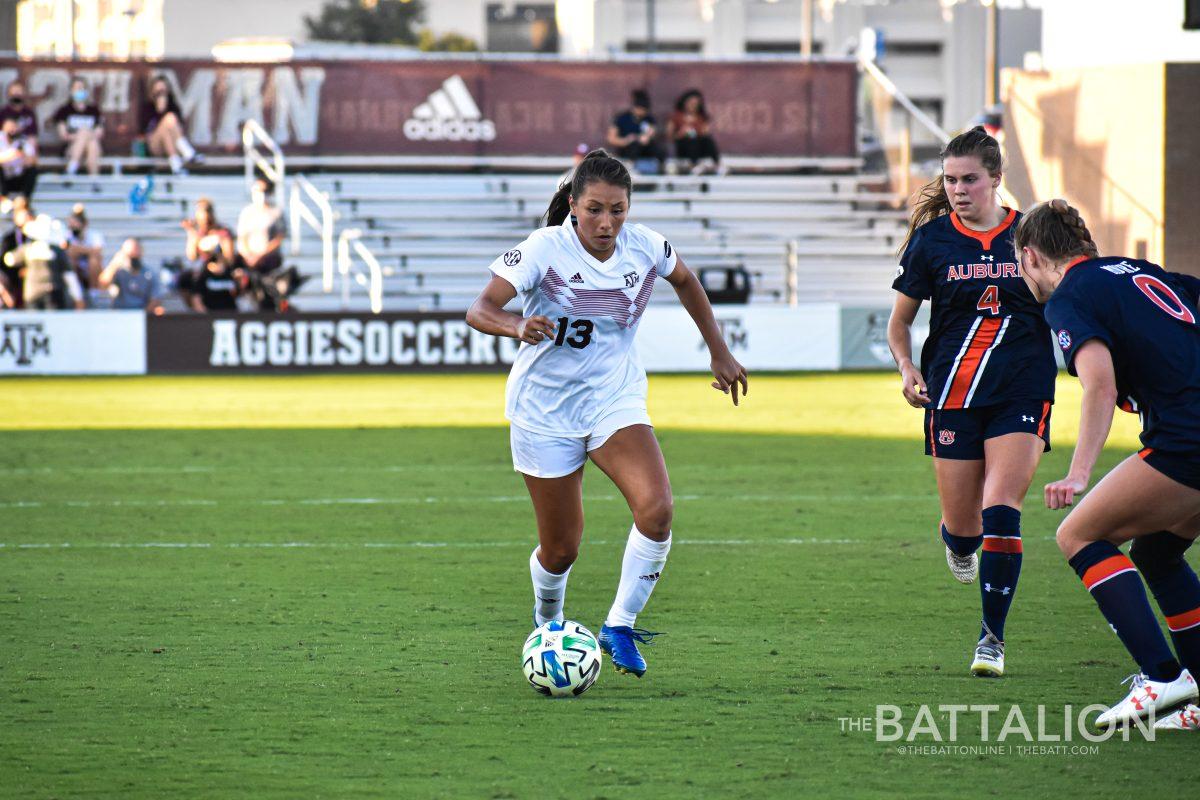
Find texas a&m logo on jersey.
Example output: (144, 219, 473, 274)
(938, 429, 956, 446)
(623, 271, 639, 288)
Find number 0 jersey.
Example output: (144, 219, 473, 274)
(488, 217, 677, 436)
(1045, 256, 1200, 455)
(892, 209, 1056, 409)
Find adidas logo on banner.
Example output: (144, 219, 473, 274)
(404, 75, 497, 142)
(569, 273, 585, 284)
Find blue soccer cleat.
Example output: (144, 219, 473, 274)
(598, 625, 663, 677)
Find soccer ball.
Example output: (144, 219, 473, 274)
(521, 620, 602, 698)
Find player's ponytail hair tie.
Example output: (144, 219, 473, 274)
(1013, 198, 1099, 263)
(543, 148, 633, 227)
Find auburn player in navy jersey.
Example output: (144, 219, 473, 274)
(1017, 199, 1200, 730)
(887, 127, 1057, 677)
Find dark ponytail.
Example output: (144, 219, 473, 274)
(898, 126, 1003, 256)
(544, 148, 632, 227)
(1013, 198, 1099, 262)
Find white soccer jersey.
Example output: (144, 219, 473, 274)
(488, 217, 678, 436)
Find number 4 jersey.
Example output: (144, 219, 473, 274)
(488, 217, 677, 436)
(892, 209, 1056, 409)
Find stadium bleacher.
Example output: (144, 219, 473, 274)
(32, 169, 907, 312)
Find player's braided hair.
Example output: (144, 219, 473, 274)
(543, 148, 632, 227)
(899, 126, 1003, 256)
(1012, 198, 1099, 262)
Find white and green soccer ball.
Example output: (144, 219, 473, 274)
(521, 620, 602, 698)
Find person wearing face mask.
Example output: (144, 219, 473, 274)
(235, 176, 286, 311)
(138, 74, 200, 175)
(64, 204, 104, 288)
(0, 114, 38, 205)
(98, 238, 160, 311)
(0, 80, 39, 171)
(53, 79, 104, 177)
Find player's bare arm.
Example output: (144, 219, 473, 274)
(887, 291, 929, 408)
(466, 275, 557, 345)
(1045, 340, 1118, 509)
(663, 254, 748, 405)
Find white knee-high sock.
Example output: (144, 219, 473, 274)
(175, 136, 196, 161)
(605, 525, 671, 628)
(530, 548, 571, 625)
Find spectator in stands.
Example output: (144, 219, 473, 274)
(4, 214, 83, 310)
(607, 89, 665, 173)
(184, 198, 234, 269)
(559, 141, 590, 185)
(98, 238, 160, 311)
(236, 176, 285, 310)
(179, 198, 239, 311)
(54, 79, 104, 177)
(0, 114, 38, 206)
(668, 89, 721, 175)
(0, 80, 39, 197)
(139, 75, 200, 175)
(0, 195, 31, 307)
(65, 203, 104, 288)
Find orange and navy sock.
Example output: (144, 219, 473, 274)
(979, 505, 1022, 641)
(1130, 531, 1200, 676)
(1069, 540, 1182, 682)
(941, 523, 982, 557)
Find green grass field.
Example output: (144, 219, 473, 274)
(1, 373, 1187, 799)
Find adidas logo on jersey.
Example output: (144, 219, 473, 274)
(403, 75, 496, 142)
(569, 273, 585, 284)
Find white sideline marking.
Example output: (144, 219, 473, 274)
(0, 464, 511, 476)
(0, 463, 922, 476)
(0, 493, 934, 510)
(0, 537, 857, 550)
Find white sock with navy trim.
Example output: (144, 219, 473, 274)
(530, 548, 570, 626)
(605, 525, 671, 628)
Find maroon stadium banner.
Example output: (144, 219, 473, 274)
(146, 313, 517, 373)
(0, 58, 856, 157)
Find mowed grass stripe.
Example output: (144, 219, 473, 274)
(0, 373, 1144, 448)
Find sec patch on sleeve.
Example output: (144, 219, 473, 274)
(1057, 330, 1072, 350)
(503, 249, 522, 266)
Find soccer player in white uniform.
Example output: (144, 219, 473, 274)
(466, 149, 748, 677)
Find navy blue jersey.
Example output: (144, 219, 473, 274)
(1045, 256, 1200, 455)
(893, 210, 1056, 409)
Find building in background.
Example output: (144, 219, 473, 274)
(15, 0, 325, 59)
(1003, 0, 1200, 274)
(14, 1, 1039, 134)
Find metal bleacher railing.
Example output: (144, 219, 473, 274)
(336, 228, 386, 314)
(244, 120, 390, 312)
(290, 174, 337, 293)
(857, 54, 1019, 211)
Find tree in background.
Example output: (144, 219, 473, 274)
(418, 30, 479, 52)
(304, 0, 425, 45)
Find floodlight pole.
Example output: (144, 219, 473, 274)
(647, 0, 657, 54)
(801, 0, 814, 58)
(984, 0, 998, 106)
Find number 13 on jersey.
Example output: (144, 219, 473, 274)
(977, 285, 1001, 315)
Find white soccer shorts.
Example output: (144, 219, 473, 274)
(509, 404, 652, 479)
